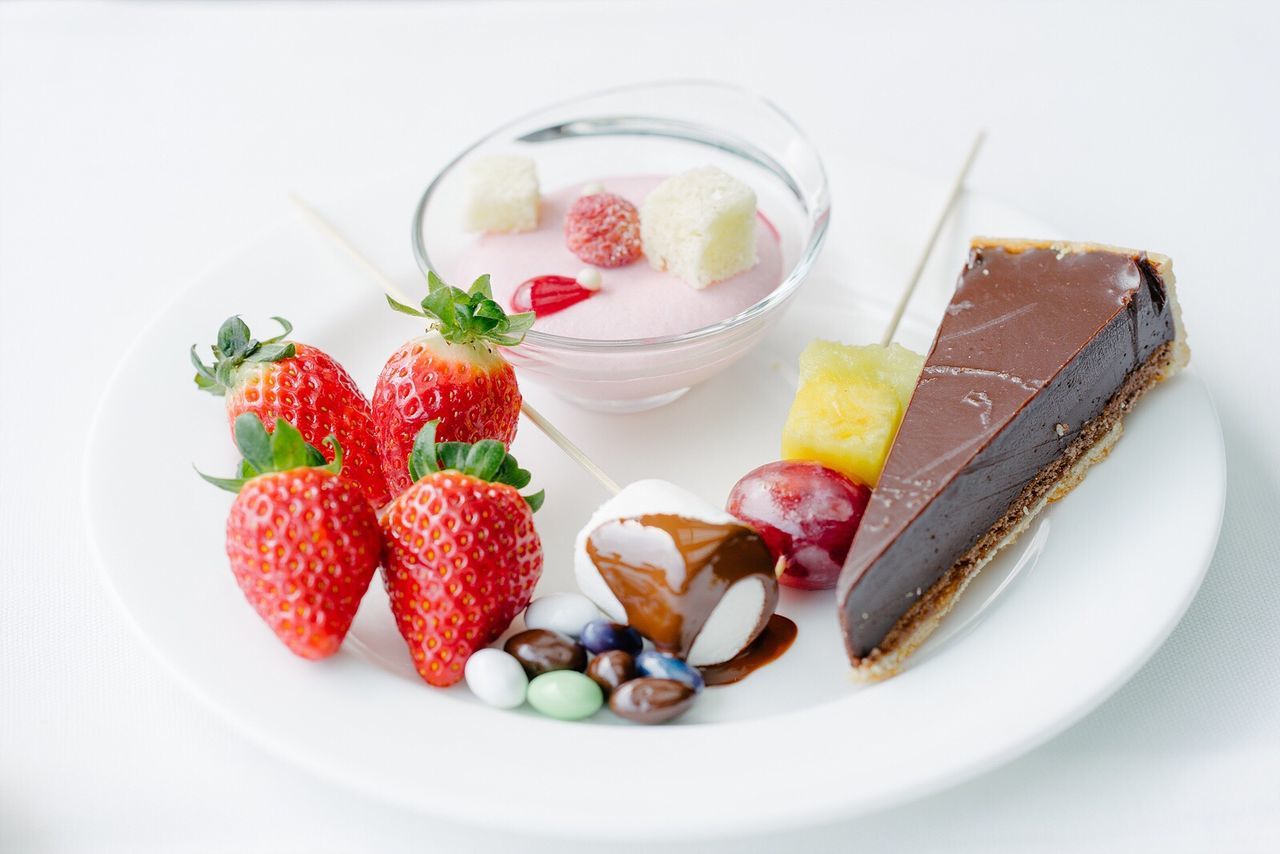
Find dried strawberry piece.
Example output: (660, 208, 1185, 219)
(511, 274, 599, 317)
(564, 192, 642, 268)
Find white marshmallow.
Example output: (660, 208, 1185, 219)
(523, 592, 601, 638)
(573, 479, 772, 666)
(639, 166, 758, 289)
(464, 155, 540, 233)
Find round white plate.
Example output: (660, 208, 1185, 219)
(83, 163, 1225, 839)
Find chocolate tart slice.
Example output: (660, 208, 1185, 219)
(837, 239, 1189, 681)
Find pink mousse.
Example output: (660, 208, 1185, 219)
(454, 175, 783, 341)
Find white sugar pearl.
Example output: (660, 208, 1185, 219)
(576, 268, 603, 291)
(579, 182, 605, 197)
(523, 592, 601, 638)
(464, 648, 528, 709)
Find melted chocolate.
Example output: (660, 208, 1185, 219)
(838, 242, 1177, 661)
(585, 514, 777, 659)
(701, 614, 798, 686)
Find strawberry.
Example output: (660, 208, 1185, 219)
(564, 191, 642, 268)
(192, 316, 390, 507)
(200, 415, 381, 660)
(374, 273, 533, 496)
(380, 420, 545, 687)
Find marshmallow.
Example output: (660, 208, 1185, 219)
(639, 166, 758, 289)
(464, 155, 540, 233)
(574, 479, 777, 667)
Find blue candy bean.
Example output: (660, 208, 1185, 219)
(635, 650, 705, 693)
(579, 620, 643, 656)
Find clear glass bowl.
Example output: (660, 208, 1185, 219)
(411, 80, 830, 412)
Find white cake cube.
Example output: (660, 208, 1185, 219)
(464, 155, 540, 233)
(640, 166, 758, 289)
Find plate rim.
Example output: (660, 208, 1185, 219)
(80, 183, 1227, 840)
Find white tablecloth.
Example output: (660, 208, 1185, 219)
(2, 1, 1278, 851)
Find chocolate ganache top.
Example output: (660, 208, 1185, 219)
(837, 241, 1176, 661)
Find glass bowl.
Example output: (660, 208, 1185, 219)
(411, 80, 830, 412)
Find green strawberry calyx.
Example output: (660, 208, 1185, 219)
(198, 414, 342, 494)
(191, 316, 297, 396)
(386, 272, 535, 348)
(408, 420, 544, 512)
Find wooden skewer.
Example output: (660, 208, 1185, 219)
(880, 130, 987, 346)
(288, 193, 623, 496)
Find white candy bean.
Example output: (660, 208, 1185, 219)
(464, 648, 528, 709)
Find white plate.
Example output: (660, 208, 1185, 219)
(83, 163, 1225, 838)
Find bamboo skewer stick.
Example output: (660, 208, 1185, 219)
(880, 130, 987, 347)
(288, 193, 623, 496)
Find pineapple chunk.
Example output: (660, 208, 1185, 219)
(781, 341, 925, 486)
(799, 340, 923, 411)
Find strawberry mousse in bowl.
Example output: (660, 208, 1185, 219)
(412, 81, 830, 412)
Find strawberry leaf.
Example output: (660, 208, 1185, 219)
(436, 441, 469, 473)
(464, 440, 506, 482)
(197, 469, 252, 494)
(217, 316, 251, 357)
(386, 295, 428, 318)
(524, 490, 546, 513)
(408, 420, 441, 483)
(393, 272, 533, 349)
(262, 316, 293, 344)
(269, 419, 315, 472)
(234, 414, 274, 473)
(423, 286, 459, 332)
(247, 342, 296, 363)
(404, 421, 544, 511)
(200, 415, 342, 494)
(192, 315, 298, 396)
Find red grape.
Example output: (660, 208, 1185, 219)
(726, 461, 871, 590)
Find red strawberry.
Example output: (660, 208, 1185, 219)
(192, 316, 390, 507)
(373, 273, 533, 496)
(380, 421, 545, 687)
(564, 191, 642, 268)
(511, 274, 600, 317)
(200, 415, 381, 660)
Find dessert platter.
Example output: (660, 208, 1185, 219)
(83, 83, 1225, 835)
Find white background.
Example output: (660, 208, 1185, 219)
(2, 1, 1278, 851)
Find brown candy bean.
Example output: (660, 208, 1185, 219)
(586, 650, 637, 698)
(608, 677, 695, 724)
(503, 629, 587, 678)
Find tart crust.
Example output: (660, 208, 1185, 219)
(851, 239, 1189, 682)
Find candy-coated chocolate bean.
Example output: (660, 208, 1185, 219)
(585, 650, 637, 698)
(463, 648, 528, 709)
(609, 678, 695, 724)
(503, 629, 587, 678)
(635, 650, 705, 693)
(527, 671, 604, 721)
(523, 593, 600, 638)
(579, 619, 644, 656)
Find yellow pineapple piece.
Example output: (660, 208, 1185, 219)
(799, 340, 923, 410)
(782, 341, 925, 486)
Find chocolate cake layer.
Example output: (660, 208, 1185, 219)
(837, 239, 1186, 670)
